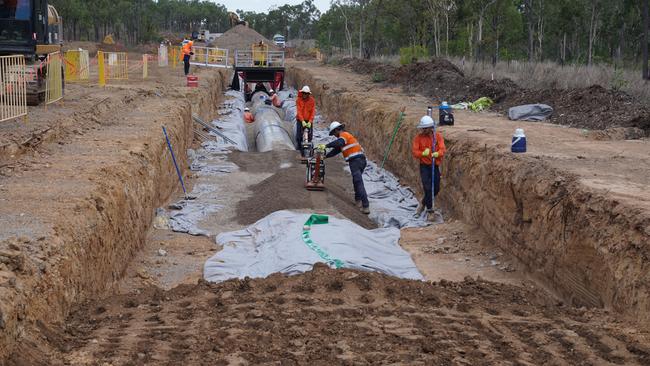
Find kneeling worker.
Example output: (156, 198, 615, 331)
(319, 122, 370, 214)
(412, 115, 446, 221)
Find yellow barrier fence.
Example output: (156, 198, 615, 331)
(0, 55, 27, 122)
(64, 49, 90, 82)
(98, 51, 105, 86)
(104, 51, 129, 80)
(170, 47, 179, 69)
(45, 52, 63, 105)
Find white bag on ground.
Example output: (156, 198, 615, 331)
(204, 210, 423, 282)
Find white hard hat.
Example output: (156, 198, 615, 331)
(417, 115, 435, 129)
(269, 89, 275, 93)
(244, 107, 250, 111)
(328, 121, 344, 135)
(301, 85, 311, 94)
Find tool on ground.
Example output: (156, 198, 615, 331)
(192, 114, 236, 144)
(305, 144, 326, 191)
(300, 127, 314, 164)
(162, 126, 195, 200)
(380, 106, 406, 170)
(430, 120, 444, 224)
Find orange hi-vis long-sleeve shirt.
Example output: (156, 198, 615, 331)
(412, 131, 446, 166)
(296, 92, 315, 122)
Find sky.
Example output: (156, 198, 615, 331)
(215, 0, 331, 13)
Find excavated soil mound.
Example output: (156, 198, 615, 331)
(25, 264, 650, 365)
(339, 58, 650, 134)
(234, 151, 375, 229)
(214, 25, 279, 52)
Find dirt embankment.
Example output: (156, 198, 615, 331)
(0, 69, 230, 362)
(287, 64, 650, 324)
(339, 58, 650, 135)
(58, 264, 650, 365)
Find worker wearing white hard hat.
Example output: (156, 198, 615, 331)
(412, 115, 446, 221)
(243, 107, 255, 123)
(317, 121, 370, 214)
(296, 85, 316, 156)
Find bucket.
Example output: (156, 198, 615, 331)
(511, 128, 526, 153)
(186, 75, 199, 88)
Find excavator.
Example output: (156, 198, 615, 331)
(1, 0, 64, 105)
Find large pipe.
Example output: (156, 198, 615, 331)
(250, 91, 295, 152)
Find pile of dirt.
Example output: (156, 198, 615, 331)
(21, 264, 650, 365)
(214, 25, 279, 52)
(338, 58, 650, 134)
(234, 151, 375, 229)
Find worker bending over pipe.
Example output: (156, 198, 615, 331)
(319, 122, 370, 215)
(412, 116, 446, 222)
(296, 86, 315, 157)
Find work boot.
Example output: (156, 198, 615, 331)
(361, 206, 370, 215)
(426, 210, 436, 222)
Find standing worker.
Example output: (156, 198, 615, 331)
(412, 115, 446, 221)
(296, 86, 315, 156)
(319, 122, 370, 214)
(182, 39, 194, 76)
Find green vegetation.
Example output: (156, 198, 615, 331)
(51, 0, 650, 75)
(400, 46, 429, 65)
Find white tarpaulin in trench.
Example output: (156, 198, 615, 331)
(203, 210, 424, 282)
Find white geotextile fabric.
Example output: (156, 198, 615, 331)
(203, 210, 423, 282)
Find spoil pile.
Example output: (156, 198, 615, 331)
(214, 25, 279, 52)
(339, 58, 650, 134)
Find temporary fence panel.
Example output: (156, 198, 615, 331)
(190, 47, 229, 68)
(0, 55, 27, 122)
(104, 52, 128, 80)
(142, 54, 148, 79)
(170, 47, 179, 69)
(64, 49, 89, 82)
(45, 52, 63, 105)
(158, 45, 168, 67)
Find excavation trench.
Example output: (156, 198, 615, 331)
(0, 69, 231, 362)
(286, 63, 650, 324)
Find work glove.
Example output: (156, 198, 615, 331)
(422, 148, 430, 157)
(305, 121, 312, 129)
(317, 144, 327, 151)
(432, 152, 440, 158)
(301, 121, 308, 128)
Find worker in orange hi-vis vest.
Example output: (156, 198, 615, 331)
(319, 121, 370, 215)
(181, 39, 194, 76)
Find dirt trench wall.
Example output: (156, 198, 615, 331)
(286, 66, 650, 324)
(0, 69, 230, 362)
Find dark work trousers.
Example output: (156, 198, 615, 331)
(183, 54, 191, 75)
(295, 121, 313, 154)
(420, 163, 441, 210)
(349, 156, 369, 208)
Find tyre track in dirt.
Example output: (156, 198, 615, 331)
(59, 265, 648, 365)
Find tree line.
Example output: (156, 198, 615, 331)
(51, 0, 649, 78)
